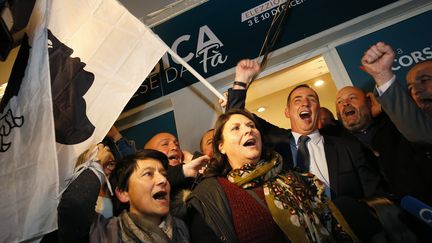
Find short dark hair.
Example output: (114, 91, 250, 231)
(109, 149, 169, 215)
(410, 59, 432, 68)
(286, 84, 319, 106)
(406, 59, 432, 81)
(320, 107, 337, 122)
(112, 149, 168, 192)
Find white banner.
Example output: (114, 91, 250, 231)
(0, 0, 168, 241)
(48, 0, 168, 190)
(0, 0, 58, 242)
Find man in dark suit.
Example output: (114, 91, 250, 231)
(336, 85, 432, 202)
(226, 59, 383, 200)
(334, 42, 432, 242)
(351, 41, 432, 205)
(361, 41, 432, 144)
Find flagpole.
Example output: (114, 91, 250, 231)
(165, 47, 226, 101)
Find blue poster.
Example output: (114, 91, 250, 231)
(125, 0, 396, 110)
(336, 10, 432, 91)
(121, 111, 177, 149)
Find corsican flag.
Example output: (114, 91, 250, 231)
(0, 0, 168, 241)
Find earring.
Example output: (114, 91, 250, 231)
(220, 150, 225, 154)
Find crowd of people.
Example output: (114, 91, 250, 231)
(54, 41, 431, 243)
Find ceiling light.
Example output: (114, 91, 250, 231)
(314, 79, 324, 87)
(257, 107, 266, 113)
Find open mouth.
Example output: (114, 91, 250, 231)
(168, 155, 179, 161)
(299, 111, 311, 120)
(419, 98, 432, 111)
(420, 97, 432, 104)
(243, 138, 256, 147)
(343, 107, 356, 117)
(153, 191, 168, 201)
(167, 151, 181, 164)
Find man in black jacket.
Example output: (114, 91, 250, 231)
(336, 84, 432, 204)
(225, 59, 383, 200)
(334, 42, 432, 241)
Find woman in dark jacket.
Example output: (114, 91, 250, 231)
(58, 148, 190, 243)
(187, 109, 359, 243)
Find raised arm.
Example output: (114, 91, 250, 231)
(376, 81, 432, 144)
(362, 42, 432, 144)
(225, 59, 293, 165)
(234, 59, 261, 86)
(58, 145, 113, 243)
(226, 59, 260, 111)
(167, 154, 209, 190)
(361, 41, 395, 86)
(58, 168, 102, 243)
(106, 125, 136, 157)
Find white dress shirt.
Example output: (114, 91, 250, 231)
(375, 74, 396, 96)
(292, 130, 331, 198)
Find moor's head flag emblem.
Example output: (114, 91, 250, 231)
(0, 35, 29, 152)
(48, 29, 95, 144)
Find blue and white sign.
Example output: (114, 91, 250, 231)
(125, 0, 397, 110)
(336, 10, 432, 91)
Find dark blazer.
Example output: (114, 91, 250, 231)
(226, 88, 383, 199)
(322, 135, 382, 199)
(366, 113, 432, 205)
(376, 80, 432, 144)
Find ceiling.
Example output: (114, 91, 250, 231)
(119, 0, 208, 26)
(247, 56, 329, 101)
(246, 56, 337, 129)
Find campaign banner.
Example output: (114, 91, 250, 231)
(124, 0, 397, 110)
(336, 10, 432, 91)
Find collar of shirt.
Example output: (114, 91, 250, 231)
(291, 130, 322, 147)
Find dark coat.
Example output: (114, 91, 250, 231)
(187, 178, 238, 243)
(226, 88, 383, 199)
(58, 169, 190, 243)
(366, 113, 432, 204)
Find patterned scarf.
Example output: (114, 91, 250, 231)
(119, 211, 173, 243)
(227, 153, 358, 243)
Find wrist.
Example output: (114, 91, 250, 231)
(182, 164, 196, 178)
(374, 71, 394, 87)
(233, 81, 247, 90)
(112, 134, 123, 142)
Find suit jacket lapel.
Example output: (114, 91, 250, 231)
(286, 132, 295, 169)
(323, 136, 339, 198)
